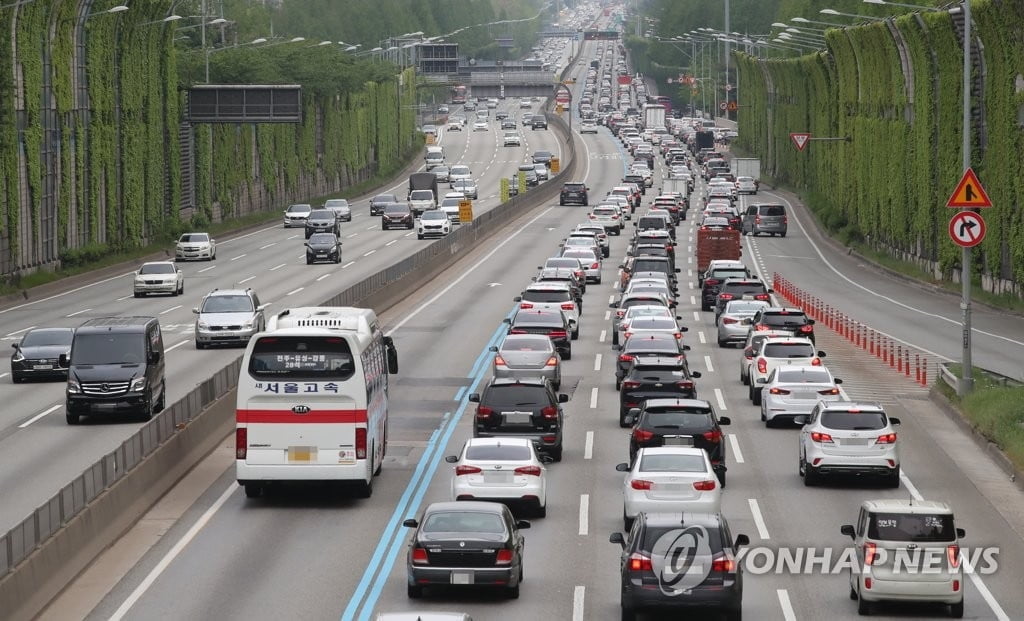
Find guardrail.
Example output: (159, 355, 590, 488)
(0, 103, 580, 621)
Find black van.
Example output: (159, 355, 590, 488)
(62, 316, 166, 424)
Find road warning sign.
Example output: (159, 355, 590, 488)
(946, 168, 992, 208)
(790, 132, 811, 151)
(948, 211, 986, 247)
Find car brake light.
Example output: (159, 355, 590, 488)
(677, 380, 693, 390)
(722, 318, 737, 325)
(619, 354, 635, 362)
(876, 433, 898, 444)
(769, 387, 791, 395)
(611, 215, 619, 220)
(356, 428, 367, 459)
(818, 387, 840, 395)
(811, 357, 822, 366)
(628, 553, 653, 572)
(456, 465, 483, 475)
(622, 380, 641, 389)
(755, 216, 762, 224)
(412, 547, 429, 565)
(692, 479, 716, 491)
(704, 279, 719, 286)
(632, 428, 654, 442)
(588, 214, 595, 219)
(754, 293, 770, 301)
(476, 406, 494, 420)
(719, 293, 734, 301)
(235, 428, 247, 459)
(711, 555, 735, 572)
(630, 479, 653, 490)
(514, 465, 542, 476)
(520, 302, 534, 309)
(561, 303, 575, 310)
(947, 544, 960, 568)
(509, 329, 527, 335)
(673, 332, 682, 340)
(616, 310, 625, 318)
(623, 331, 633, 339)
(864, 542, 878, 566)
(754, 323, 769, 331)
(591, 262, 600, 269)
(541, 405, 558, 419)
(495, 549, 514, 565)
(703, 430, 722, 443)
(545, 356, 559, 367)
(799, 325, 814, 333)
(575, 270, 585, 279)
(810, 431, 834, 444)
(494, 355, 507, 367)
(548, 330, 568, 339)
(757, 358, 767, 373)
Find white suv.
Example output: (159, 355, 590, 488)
(747, 336, 825, 404)
(515, 283, 580, 340)
(840, 499, 965, 617)
(795, 401, 901, 487)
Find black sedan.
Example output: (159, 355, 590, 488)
(404, 501, 529, 599)
(614, 333, 687, 389)
(618, 356, 701, 426)
(505, 309, 572, 360)
(10, 327, 74, 382)
(305, 233, 342, 264)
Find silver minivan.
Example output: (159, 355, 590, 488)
(742, 203, 788, 237)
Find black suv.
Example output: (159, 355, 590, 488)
(304, 208, 339, 239)
(506, 308, 572, 359)
(620, 256, 680, 288)
(700, 266, 751, 310)
(531, 116, 548, 130)
(381, 202, 413, 230)
(614, 333, 688, 389)
(559, 182, 589, 206)
(713, 278, 772, 321)
(469, 378, 569, 461)
(610, 512, 748, 621)
(624, 398, 731, 483)
(750, 307, 816, 343)
(369, 193, 399, 216)
(619, 356, 701, 426)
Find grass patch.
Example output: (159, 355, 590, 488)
(936, 364, 1024, 473)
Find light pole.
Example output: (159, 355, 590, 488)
(791, 16, 852, 28)
(863, 0, 936, 9)
(956, 0, 974, 394)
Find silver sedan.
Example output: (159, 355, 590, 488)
(759, 365, 843, 427)
(490, 334, 561, 389)
(716, 300, 769, 347)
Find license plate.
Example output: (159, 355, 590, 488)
(287, 446, 317, 462)
(317, 254, 328, 258)
(451, 571, 474, 585)
(484, 471, 513, 483)
(33, 364, 53, 370)
(664, 436, 693, 446)
(502, 411, 532, 424)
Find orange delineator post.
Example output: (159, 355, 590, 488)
(896, 346, 903, 373)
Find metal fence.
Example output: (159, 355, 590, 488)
(0, 109, 579, 578)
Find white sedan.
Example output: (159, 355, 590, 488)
(133, 261, 183, 297)
(473, 120, 489, 131)
(445, 437, 550, 517)
(617, 447, 722, 530)
(175, 232, 216, 261)
(760, 364, 843, 427)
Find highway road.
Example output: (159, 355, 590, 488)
(68, 39, 1024, 621)
(0, 82, 567, 534)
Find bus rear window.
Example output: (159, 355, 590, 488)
(249, 336, 355, 380)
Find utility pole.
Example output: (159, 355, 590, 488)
(959, 0, 973, 395)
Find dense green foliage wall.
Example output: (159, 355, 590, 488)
(734, 0, 1024, 291)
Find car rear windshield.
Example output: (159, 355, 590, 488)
(625, 338, 679, 353)
(248, 336, 355, 381)
(643, 409, 713, 428)
(868, 513, 956, 542)
(423, 511, 506, 534)
(501, 335, 551, 351)
(628, 368, 687, 382)
(564, 183, 585, 190)
(514, 313, 562, 327)
(485, 385, 548, 408)
(821, 411, 887, 430)
(759, 205, 786, 216)
(465, 444, 531, 461)
(763, 342, 815, 358)
(643, 526, 724, 552)
(523, 290, 570, 303)
(622, 297, 666, 309)
(722, 284, 766, 295)
(628, 317, 676, 331)
(639, 453, 706, 473)
(638, 217, 668, 229)
(763, 312, 808, 326)
(776, 368, 832, 384)
(592, 208, 617, 216)
(725, 301, 766, 314)
(710, 269, 747, 281)
(546, 259, 581, 269)
(632, 259, 671, 273)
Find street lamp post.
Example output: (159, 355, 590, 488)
(819, 8, 887, 22)
(957, 0, 974, 394)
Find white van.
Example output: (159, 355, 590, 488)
(424, 146, 445, 169)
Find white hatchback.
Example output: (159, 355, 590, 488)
(617, 446, 722, 530)
(446, 437, 549, 517)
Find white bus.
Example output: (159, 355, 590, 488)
(235, 307, 398, 498)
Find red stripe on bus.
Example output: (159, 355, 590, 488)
(237, 409, 368, 424)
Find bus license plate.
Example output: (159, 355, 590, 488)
(288, 446, 317, 462)
(451, 571, 473, 585)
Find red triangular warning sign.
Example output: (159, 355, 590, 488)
(946, 168, 992, 208)
(790, 133, 811, 152)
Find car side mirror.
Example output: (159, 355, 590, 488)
(615, 462, 631, 472)
(257, 304, 268, 311)
(735, 534, 750, 547)
(889, 417, 901, 426)
(11, 343, 18, 350)
(609, 532, 626, 547)
(444, 455, 458, 463)
(690, 371, 702, 378)
(513, 296, 523, 302)
(669, 302, 677, 309)
(148, 351, 161, 364)
(767, 288, 775, 293)
(192, 307, 200, 314)
(817, 351, 826, 357)
(840, 524, 855, 540)
(502, 318, 511, 324)
(608, 302, 617, 308)
(682, 344, 690, 351)
(468, 393, 480, 403)
(956, 528, 966, 538)
(674, 268, 681, 273)
(679, 326, 688, 332)
(516, 520, 531, 530)
(718, 416, 731, 425)
(808, 319, 816, 325)
(793, 415, 809, 425)
(756, 378, 767, 385)
(403, 519, 419, 528)
(59, 353, 69, 366)
(676, 316, 682, 321)
(539, 455, 555, 465)
(489, 346, 498, 352)
(558, 393, 569, 403)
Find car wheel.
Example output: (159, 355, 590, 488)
(562, 349, 571, 361)
(196, 341, 206, 350)
(306, 258, 312, 265)
(139, 397, 155, 422)
(857, 590, 872, 615)
(66, 411, 80, 425)
(780, 232, 787, 238)
(620, 607, 636, 621)
(134, 292, 142, 298)
(154, 381, 166, 413)
(335, 255, 341, 264)
(615, 377, 621, 390)
(11, 374, 22, 383)
(724, 608, 742, 621)
(417, 234, 423, 240)
(886, 466, 901, 488)
(535, 503, 546, 518)
(717, 336, 727, 347)
(850, 585, 858, 601)
(243, 483, 263, 498)
(949, 599, 964, 618)
(804, 463, 819, 487)
(751, 384, 762, 406)
(571, 329, 579, 340)
(179, 282, 184, 295)
(407, 584, 423, 599)
(507, 584, 520, 599)
(761, 408, 768, 423)
(623, 510, 634, 531)
(549, 447, 562, 462)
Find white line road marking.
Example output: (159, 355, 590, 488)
(704, 355, 714, 373)
(198, 265, 216, 273)
(347, 233, 358, 238)
(286, 287, 304, 296)
(66, 308, 91, 317)
(604, 310, 611, 321)
(316, 273, 331, 282)
(698, 331, 706, 344)
(159, 305, 181, 315)
(589, 387, 598, 409)
(18, 404, 62, 428)
(259, 243, 276, 250)
(578, 494, 589, 536)
(116, 295, 133, 301)
(230, 254, 246, 261)
(599, 329, 606, 343)
(108, 483, 236, 621)
(238, 276, 255, 284)
(269, 263, 286, 271)
(286, 234, 300, 240)
(572, 586, 586, 621)
(366, 224, 376, 230)
(593, 354, 602, 371)
(165, 339, 191, 352)
(584, 431, 594, 460)
(4, 326, 35, 337)
(777, 589, 797, 621)
(0, 372, 7, 379)
(690, 295, 696, 306)
(363, 250, 376, 257)
(342, 261, 355, 268)
(728, 434, 744, 463)
(714, 388, 727, 411)
(900, 468, 924, 501)
(385, 239, 398, 246)
(608, 294, 615, 304)
(748, 498, 771, 540)
(692, 311, 700, 322)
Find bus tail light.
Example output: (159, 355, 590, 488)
(355, 428, 367, 459)
(235, 428, 247, 459)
